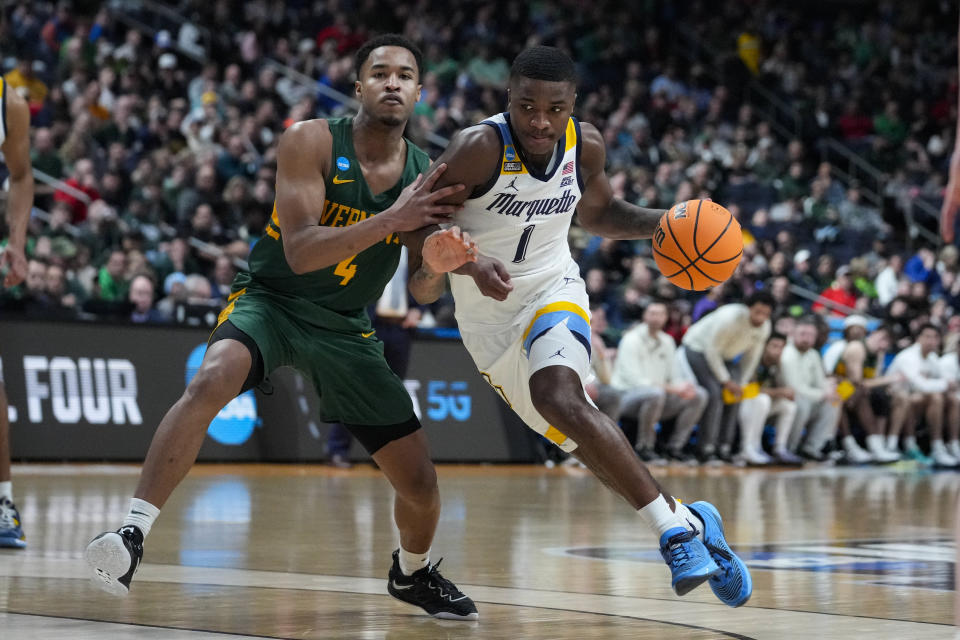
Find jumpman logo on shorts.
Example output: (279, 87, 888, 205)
(505, 177, 519, 191)
(550, 348, 566, 359)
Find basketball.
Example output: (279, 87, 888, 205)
(652, 199, 743, 291)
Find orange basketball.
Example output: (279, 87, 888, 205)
(652, 200, 743, 291)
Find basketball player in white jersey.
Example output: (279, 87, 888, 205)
(0, 74, 33, 548)
(411, 46, 751, 606)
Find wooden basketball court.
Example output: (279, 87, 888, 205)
(0, 462, 955, 638)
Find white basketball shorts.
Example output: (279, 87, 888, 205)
(460, 275, 592, 452)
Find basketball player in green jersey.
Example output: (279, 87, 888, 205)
(0, 74, 32, 549)
(86, 35, 481, 620)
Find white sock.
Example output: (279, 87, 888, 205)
(121, 498, 160, 539)
(638, 494, 687, 538)
(672, 500, 705, 542)
(931, 439, 946, 453)
(399, 545, 430, 576)
(0, 481, 11, 503)
(886, 435, 898, 451)
(904, 436, 918, 451)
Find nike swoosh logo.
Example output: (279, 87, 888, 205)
(391, 579, 414, 590)
(332, 175, 354, 184)
(361, 331, 375, 338)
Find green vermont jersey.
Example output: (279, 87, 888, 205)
(834, 342, 880, 379)
(237, 117, 430, 317)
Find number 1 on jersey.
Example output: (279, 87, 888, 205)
(513, 225, 535, 263)
(334, 255, 358, 285)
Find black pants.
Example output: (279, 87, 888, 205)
(684, 348, 740, 453)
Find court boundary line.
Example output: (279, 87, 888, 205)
(2, 610, 278, 639)
(542, 544, 956, 626)
(98, 562, 960, 629)
(4, 559, 953, 634)
(145, 557, 957, 629)
(3, 582, 757, 640)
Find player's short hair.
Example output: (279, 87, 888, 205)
(768, 331, 787, 344)
(510, 46, 577, 84)
(354, 34, 423, 79)
(842, 325, 865, 340)
(745, 290, 776, 310)
(794, 315, 819, 329)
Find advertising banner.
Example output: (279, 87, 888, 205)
(0, 321, 537, 462)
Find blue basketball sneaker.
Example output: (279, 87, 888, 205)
(659, 526, 719, 596)
(0, 497, 26, 548)
(688, 501, 752, 607)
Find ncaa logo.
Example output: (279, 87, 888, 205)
(504, 145, 517, 162)
(186, 344, 259, 445)
(336, 156, 351, 171)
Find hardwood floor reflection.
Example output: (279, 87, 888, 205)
(0, 463, 956, 639)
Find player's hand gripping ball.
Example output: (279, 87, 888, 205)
(652, 199, 743, 291)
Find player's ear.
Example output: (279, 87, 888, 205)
(355, 79, 362, 98)
(506, 88, 511, 109)
(416, 83, 422, 102)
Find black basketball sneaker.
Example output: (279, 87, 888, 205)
(387, 549, 478, 620)
(84, 525, 144, 596)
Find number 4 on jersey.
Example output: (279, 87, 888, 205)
(334, 255, 358, 285)
(513, 225, 535, 263)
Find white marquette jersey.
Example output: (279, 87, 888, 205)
(449, 112, 585, 333)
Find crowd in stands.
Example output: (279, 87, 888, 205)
(2, 1, 960, 466)
(584, 293, 960, 469)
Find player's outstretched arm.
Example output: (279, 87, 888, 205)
(841, 342, 867, 385)
(942, 18, 960, 244)
(404, 126, 513, 301)
(275, 120, 464, 275)
(941, 143, 960, 243)
(575, 123, 666, 240)
(0, 88, 33, 287)
(402, 225, 477, 304)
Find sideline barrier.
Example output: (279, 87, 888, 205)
(0, 320, 536, 462)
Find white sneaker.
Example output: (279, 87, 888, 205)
(931, 448, 959, 468)
(741, 448, 771, 466)
(885, 437, 899, 454)
(948, 441, 960, 460)
(867, 436, 900, 463)
(930, 441, 958, 467)
(843, 437, 873, 464)
(871, 448, 900, 463)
